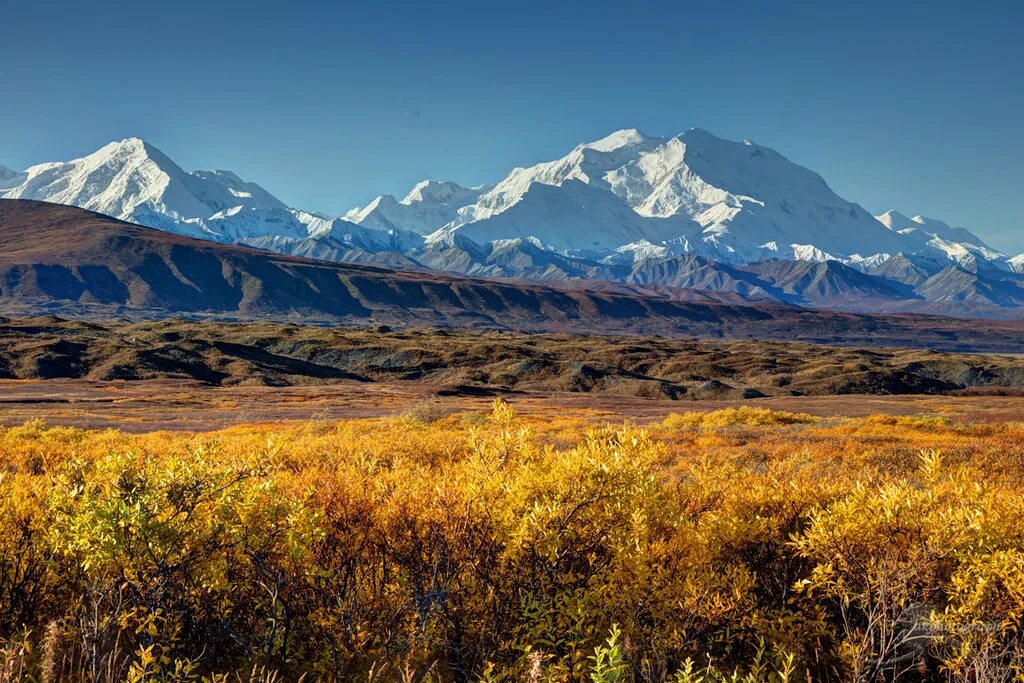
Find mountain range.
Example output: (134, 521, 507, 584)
(7, 200, 1024, 353)
(3, 129, 1023, 316)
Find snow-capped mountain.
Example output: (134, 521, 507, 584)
(443, 178, 697, 253)
(0, 137, 428, 252)
(422, 127, 912, 263)
(1008, 253, 1024, 274)
(344, 180, 490, 235)
(0, 138, 314, 242)
(4, 129, 1021, 315)
(873, 209, 1005, 268)
(875, 209, 989, 247)
(0, 166, 20, 183)
(289, 209, 422, 251)
(5, 131, 1008, 270)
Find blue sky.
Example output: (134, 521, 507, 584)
(3, 1, 1022, 250)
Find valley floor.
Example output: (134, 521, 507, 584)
(4, 378, 1024, 431)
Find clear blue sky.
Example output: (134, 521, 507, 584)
(3, 1, 1022, 250)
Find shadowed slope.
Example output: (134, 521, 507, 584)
(4, 200, 1024, 350)
(0, 199, 773, 330)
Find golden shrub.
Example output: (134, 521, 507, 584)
(0, 401, 1021, 681)
(663, 407, 817, 430)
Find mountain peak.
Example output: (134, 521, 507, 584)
(118, 135, 148, 148)
(582, 128, 656, 152)
(345, 178, 488, 236)
(346, 194, 399, 221)
(0, 137, 313, 242)
(401, 179, 473, 205)
(679, 126, 725, 141)
(912, 214, 945, 227)
(876, 209, 915, 230)
(86, 136, 178, 172)
(908, 215, 992, 250)
(201, 169, 245, 184)
(101, 136, 154, 155)
(1, 129, 1006, 282)
(677, 127, 774, 156)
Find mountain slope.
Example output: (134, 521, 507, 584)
(439, 128, 911, 262)
(627, 254, 782, 300)
(7, 199, 1024, 350)
(442, 179, 695, 252)
(345, 180, 489, 235)
(0, 199, 787, 331)
(1009, 253, 1024, 274)
(876, 209, 991, 247)
(1, 138, 313, 242)
(914, 263, 1024, 307)
(8, 133, 1008, 273)
(5, 133, 1018, 320)
(741, 260, 914, 303)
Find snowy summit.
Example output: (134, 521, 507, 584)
(1, 128, 1013, 277)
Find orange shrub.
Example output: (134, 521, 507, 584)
(0, 402, 1021, 681)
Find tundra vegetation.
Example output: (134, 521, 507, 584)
(0, 403, 1022, 681)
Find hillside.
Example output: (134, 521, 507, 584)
(4, 317, 1024, 399)
(5, 133, 1024, 317)
(6, 200, 1024, 349)
(0, 199, 773, 331)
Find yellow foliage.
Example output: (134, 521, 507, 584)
(0, 400, 1021, 681)
(663, 407, 817, 429)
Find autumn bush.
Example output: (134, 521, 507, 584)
(0, 403, 1023, 681)
(662, 406, 817, 429)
